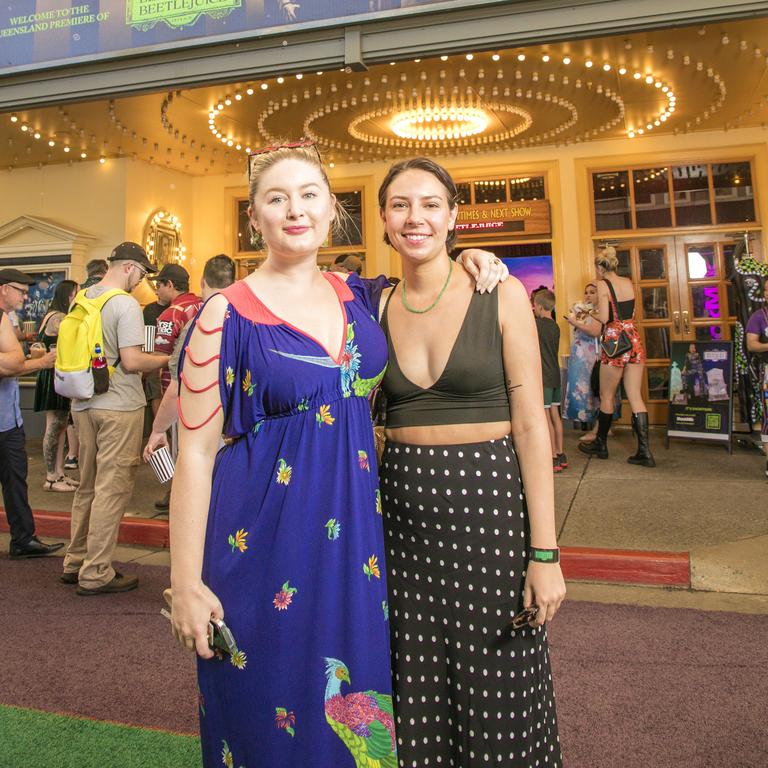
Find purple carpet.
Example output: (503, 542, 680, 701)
(2, 556, 767, 766)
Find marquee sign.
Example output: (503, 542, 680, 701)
(0, 0, 507, 73)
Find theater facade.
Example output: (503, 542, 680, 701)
(1, 0, 767, 423)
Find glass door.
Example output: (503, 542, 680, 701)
(600, 232, 762, 424)
(606, 239, 678, 423)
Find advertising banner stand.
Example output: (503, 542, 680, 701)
(666, 340, 734, 453)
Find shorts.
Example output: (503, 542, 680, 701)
(601, 321, 646, 368)
(543, 386, 561, 408)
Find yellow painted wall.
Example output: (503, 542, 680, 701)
(0, 159, 126, 277)
(1, 126, 766, 320)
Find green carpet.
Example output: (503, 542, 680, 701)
(0, 705, 201, 768)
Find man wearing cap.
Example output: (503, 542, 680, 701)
(0, 268, 63, 558)
(151, 264, 202, 395)
(61, 243, 170, 595)
(149, 263, 202, 512)
(332, 253, 364, 276)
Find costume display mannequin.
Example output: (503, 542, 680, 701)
(728, 233, 768, 429)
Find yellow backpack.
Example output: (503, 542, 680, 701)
(54, 288, 128, 399)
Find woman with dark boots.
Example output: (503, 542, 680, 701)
(579, 247, 655, 467)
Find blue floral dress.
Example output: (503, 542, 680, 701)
(564, 326, 622, 422)
(564, 327, 600, 422)
(181, 273, 396, 768)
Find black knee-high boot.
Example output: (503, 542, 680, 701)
(627, 412, 656, 467)
(578, 410, 612, 459)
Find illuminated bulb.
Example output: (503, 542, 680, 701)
(276, 77, 285, 84)
(227, 140, 233, 146)
(217, 103, 224, 110)
(541, 54, 550, 63)
(261, 83, 268, 90)
(628, 130, 635, 138)
(638, 128, 644, 134)
(563, 56, 571, 64)
(517, 53, 525, 61)
(10, 114, 18, 122)
(20, 124, 28, 131)
(645, 75, 654, 84)
(585, 60, 593, 68)
(633, 72, 642, 79)
(603, 63, 611, 71)
(63, 146, 70, 153)
(466, 54, 474, 61)
(33, 132, 40, 139)
(235, 93, 242, 100)
(48, 140, 55, 147)
(80, 152, 87, 158)
(654, 120, 661, 126)
(492, 54, 501, 61)
(224, 98, 232, 106)
(440, 55, 448, 61)
(296, 73, 303, 79)
(655, 81, 662, 88)
(618, 67, 627, 75)
(662, 85, 669, 92)
(246, 88, 254, 95)
(99, 156, 105, 164)
(721, 34, 729, 45)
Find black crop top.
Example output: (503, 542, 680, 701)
(381, 288, 510, 428)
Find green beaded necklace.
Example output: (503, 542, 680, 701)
(401, 258, 453, 314)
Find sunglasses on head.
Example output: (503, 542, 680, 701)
(247, 140, 322, 178)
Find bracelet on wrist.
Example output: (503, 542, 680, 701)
(529, 547, 560, 564)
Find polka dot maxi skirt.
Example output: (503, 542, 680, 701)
(380, 436, 562, 768)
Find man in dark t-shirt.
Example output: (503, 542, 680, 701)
(533, 290, 565, 472)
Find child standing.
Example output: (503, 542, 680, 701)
(534, 290, 566, 471)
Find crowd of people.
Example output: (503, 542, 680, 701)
(4, 144, 764, 768)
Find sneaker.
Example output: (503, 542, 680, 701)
(76, 571, 139, 596)
(64, 456, 78, 470)
(552, 456, 562, 473)
(558, 453, 568, 469)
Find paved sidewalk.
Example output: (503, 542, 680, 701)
(10, 428, 768, 595)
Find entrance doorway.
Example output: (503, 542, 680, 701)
(600, 232, 762, 423)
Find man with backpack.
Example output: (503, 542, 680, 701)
(0, 269, 63, 558)
(59, 243, 169, 595)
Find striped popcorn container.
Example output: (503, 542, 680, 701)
(148, 445, 174, 484)
(143, 325, 156, 352)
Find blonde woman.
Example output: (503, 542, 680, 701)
(579, 246, 655, 466)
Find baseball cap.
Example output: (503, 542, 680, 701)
(0, 268, 37, 285)
(340, 255, 363, 274)
(149, 263, 189, 284)
(108, 242, 158, 274)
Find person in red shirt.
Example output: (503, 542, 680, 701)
(149, 264, 202, 512)
(150, 264, 202, 394)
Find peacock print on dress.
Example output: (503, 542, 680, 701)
(181, 273, 392, 767)
(324, 658, 397, 768)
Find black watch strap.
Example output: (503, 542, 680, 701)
(529, 547, 560, 564)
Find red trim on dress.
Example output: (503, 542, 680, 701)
(177, 398, 223, 430)
(184, 349, 221, 367)
(180, 372, 219, 393)
(195, 324, 224, 335)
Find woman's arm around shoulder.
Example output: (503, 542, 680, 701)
(169, 293, 228, 659)
(498, 278, 566, 626)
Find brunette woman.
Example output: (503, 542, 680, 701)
(34, 279, 79, 491)
(377, 158, 564, 767)
(578, 246, 655, 466)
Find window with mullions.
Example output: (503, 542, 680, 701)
(473, 179, 507, 204)
(592, 171, 631, 230)
(672, 164, 711, 227)
(633, 168, 671, 228)
(712, 162, 755, 223)
(509, 176, 545, 201)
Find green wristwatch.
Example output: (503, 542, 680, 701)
(529, 547, 560, 564)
